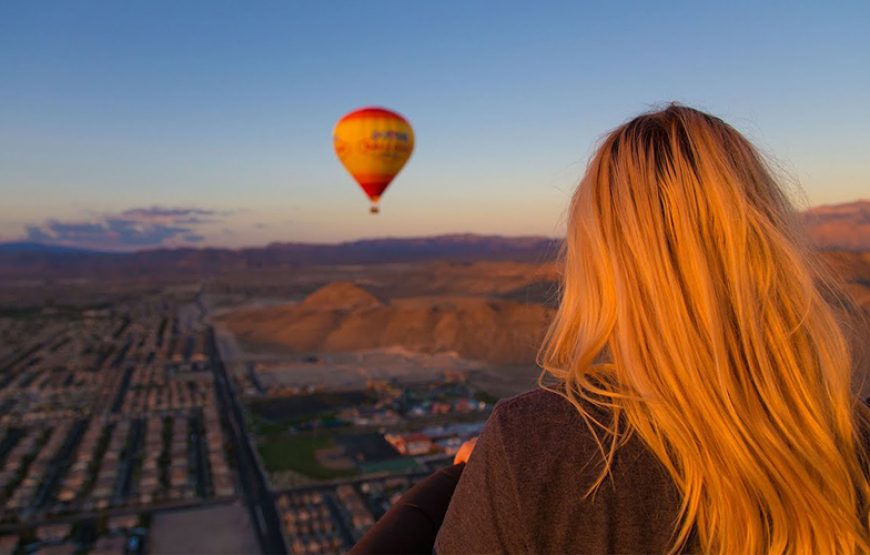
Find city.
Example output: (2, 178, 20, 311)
(0, 289, 492, 554)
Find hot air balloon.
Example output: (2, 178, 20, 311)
(333, 107, 414, 213)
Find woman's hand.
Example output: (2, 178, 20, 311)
(453, 437, 478, 465)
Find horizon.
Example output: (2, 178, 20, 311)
(2, 230, 564, 254)
(2, 2, 869, 250)
(1, 198, 865, 254)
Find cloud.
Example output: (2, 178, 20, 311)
(23, 205, 221, 250)
(25, 225, 53, 242)
(119, 207, 222, 226)
(120, 207, 216, 219)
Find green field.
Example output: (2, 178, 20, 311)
(256, 433, 357, 480)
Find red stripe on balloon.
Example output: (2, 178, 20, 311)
(354, 174, 395, 199)
(339, 107, 408, 124)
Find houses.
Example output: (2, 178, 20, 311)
(337, 484, 375, 538)
(0, 299, 240, 555)
(35, 523, 71, 543)
(106, 514, 140, 534)
(137, 416, 163, 504)
(275, 474, 433, 554)
(7, 423, 71, 513)
(384, 433, 433, 456)
(277, 491, 346, 555)
(56, 418, 105, 505)
(202, 405, 234, 498)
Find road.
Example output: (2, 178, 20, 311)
(0, 497, 239, 536)
(189, 409, 213, 499)
(114, 419, 144, 505)
(208, 327, 287, 555)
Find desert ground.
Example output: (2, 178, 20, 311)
(209, 252, 870, 400)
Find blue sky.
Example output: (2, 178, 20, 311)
(1, 1, 868, 249)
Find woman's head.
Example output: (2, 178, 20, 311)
(539, 104, 869, 553)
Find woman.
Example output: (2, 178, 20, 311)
(359, 104, 870, 554)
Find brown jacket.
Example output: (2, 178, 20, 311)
(435, 388, 693, 554)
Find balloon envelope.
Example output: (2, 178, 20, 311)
(333, 107, 414, 212)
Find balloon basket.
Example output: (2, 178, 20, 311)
(369, 205, 380, 214)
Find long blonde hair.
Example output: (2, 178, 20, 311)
(538, 104, 870, 553)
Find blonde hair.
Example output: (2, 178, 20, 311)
(538, 104, 870, 553)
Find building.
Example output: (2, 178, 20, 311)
(384, 433, 433, 456)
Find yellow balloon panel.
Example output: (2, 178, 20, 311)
(333, 107, 414, 201)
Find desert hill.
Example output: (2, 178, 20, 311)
(216, 282, 554, 365)
(344, 260, 559, 302)
(300, 282, 383, 311)
(822, 250, 870, 309)
(216, 250, 870, 371)
(804, 200, 870, 251)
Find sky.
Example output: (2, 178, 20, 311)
(1, 1, 868, 250)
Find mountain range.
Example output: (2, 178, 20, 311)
(0, 200, 867, 281)
(0, 234, 561, 280)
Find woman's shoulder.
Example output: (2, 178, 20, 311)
(437, 386, 683, 554)
(486, 387, 605, 439)
(485, 386, 679, 500)
(482, 387, 620, 470)
(492, 386, 577, 414)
